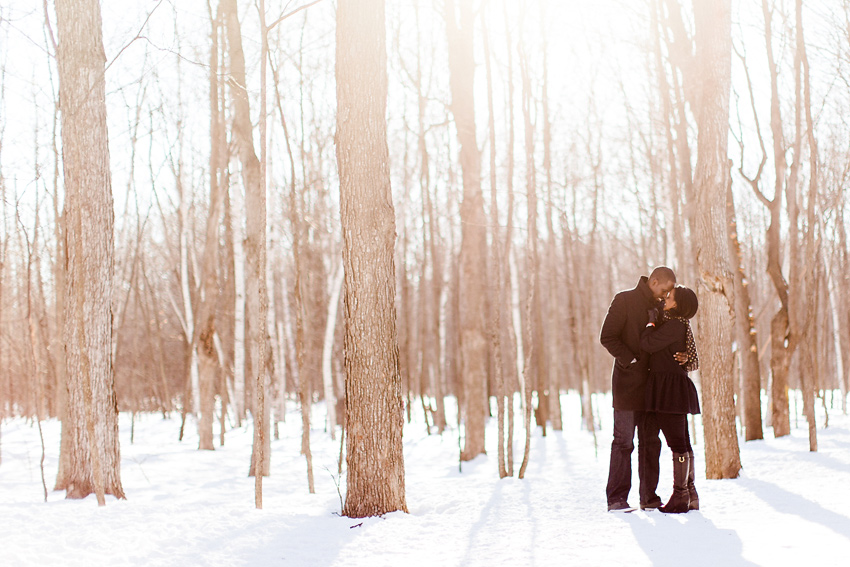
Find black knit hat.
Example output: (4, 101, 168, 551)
(671, 286, 698, 319)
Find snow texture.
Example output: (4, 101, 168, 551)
(1, 392, 849, 566)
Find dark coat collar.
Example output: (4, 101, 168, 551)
(637, 276, 656, 303)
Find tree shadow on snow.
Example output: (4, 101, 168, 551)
(737, 478, 850, 543)
(618, 512, 756, 567)
(459, 480, 540, 567)
(151, 512, 356, 566)
(743, 441, 850, 476)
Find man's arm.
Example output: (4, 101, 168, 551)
(600, 293, 636, 366)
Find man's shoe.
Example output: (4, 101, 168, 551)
(640, 496, 662, 510)
(607, 501, 636, 512)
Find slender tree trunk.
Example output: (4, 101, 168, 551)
(337, 0, 407, 518)
(481, 3, 507, 478)
(539, 4, 562, 432)
(51, 78, 70, 491)
(411, 3, 446, 431)
(652, 0, 688, 277)
(222, 0, 269, 483)
(231, 185, 246, 424)
(798, 0, 818, 451)
(726, 171, 763, 441)
(503, 2, 518, 477)
(55, 0, 124, 501)
(322, 263, 343, 439)
(194, 4, 227, 452)
(692, 0, 741, 479)
(760, 0, 792, 438)
(445, 0, 488, 461)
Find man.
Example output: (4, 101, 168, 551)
(600, 266, 682, 512)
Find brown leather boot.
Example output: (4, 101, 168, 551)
(660, 453, 690, 514)
(687, 451, 699, 511)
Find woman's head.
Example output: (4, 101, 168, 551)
(663, 285, 698, 319)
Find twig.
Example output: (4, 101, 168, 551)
(267, 0, 326, 31)
(324, 466, 343, 514)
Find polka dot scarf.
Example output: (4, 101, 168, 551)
(662, 312, 699, 372)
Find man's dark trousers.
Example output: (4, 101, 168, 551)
(606, 409, 661, 507)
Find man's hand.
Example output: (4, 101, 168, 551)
(647, 307, 660, 325)
(674, 351, 688, 365)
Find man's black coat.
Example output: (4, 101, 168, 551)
(599, 276, 660, 411)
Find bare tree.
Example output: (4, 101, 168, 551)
(445, 0, 489, 461)
(222, 0, 269, 486)
(337, 0, 407, 518)
(726, 168, 763, 441)
(55, 0, 124, 502)
(796, 0, 818, 451)
(692, 0, 741, 479)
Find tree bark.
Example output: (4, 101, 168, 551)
(193, 3, 227, 452)
(540, 4, 562, 432)
(726, 171, 763, 441)
(481, 3, 507, 478)
(445, 0, 489, 461)
(760, 0, 792, 438)
(692, 0, 741, 479)
(55, 0, 124, 501)
(337, 0, 407, 518)
(797, 0, 818, 451)
(222, 0, 269, 482)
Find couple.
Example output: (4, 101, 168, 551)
(600, 266, 700, 514)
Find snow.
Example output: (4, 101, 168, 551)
(2, 393, 850, 566)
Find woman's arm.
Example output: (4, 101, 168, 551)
(640, 320, 684, 354)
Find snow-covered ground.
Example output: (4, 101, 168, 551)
(1, 392, 849, 566)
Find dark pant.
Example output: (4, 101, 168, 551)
(606, 409, 661, 506)
(654, 412, 692, 454)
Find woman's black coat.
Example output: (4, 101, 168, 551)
(640, 317, 700, 415)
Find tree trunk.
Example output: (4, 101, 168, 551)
(692, 0, 741, 480)
(231, 184, 247, 424)
(726, 172, 763, 441)
(337, 0, 407, 518)
(322, 263, 344, 439)
(519, 28, 547, 438)
(55, 0, 124, 501)
(222, 0, 269, 482)
(194, 4, 227, 452)
(760, 0, 792, 438)
(481, 5, 507, 478)
(798, 0, 818, 451)
(540, 4, 562, 432)
(445, 0, 489, 461)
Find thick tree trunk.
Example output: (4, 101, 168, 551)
(55, 0, 124, 501)
(692, 0, 741, 480)
(445, 0, 488, 461)
(337, 0, 407, 518)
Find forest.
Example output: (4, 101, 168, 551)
(1, 0, 850, 543)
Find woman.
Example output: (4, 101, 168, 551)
(641, 285, 700, 514)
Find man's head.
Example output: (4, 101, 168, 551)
(648, 266, 676, 300)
